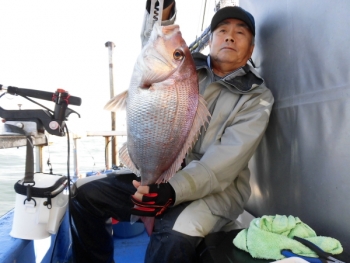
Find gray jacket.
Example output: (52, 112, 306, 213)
(141, 9, 274, 221)
(169, 52, 274, 220)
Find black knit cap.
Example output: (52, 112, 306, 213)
(210, 6, 255, 36)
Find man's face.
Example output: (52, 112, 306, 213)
(209, 18, 254, 71)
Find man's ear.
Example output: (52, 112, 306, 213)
(248, 44, 255, 58)
(208, 38, 212, 52)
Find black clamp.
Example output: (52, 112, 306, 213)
(23, 182, 36, 206)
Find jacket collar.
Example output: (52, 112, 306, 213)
(192, 52, 264, 93)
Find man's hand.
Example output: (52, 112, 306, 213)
(131, 180, 175, 217)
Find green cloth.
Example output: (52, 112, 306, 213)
(233, 215, 343, 260)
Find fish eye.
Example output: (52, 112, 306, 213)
(173, 49, 184, 60)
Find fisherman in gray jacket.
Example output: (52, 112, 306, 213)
(70, 1, 274, 262)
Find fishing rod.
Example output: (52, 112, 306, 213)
(0, 84, 81, 136)
(189, 0, 239, 53)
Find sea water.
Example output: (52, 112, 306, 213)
(0, 136, 119, 216)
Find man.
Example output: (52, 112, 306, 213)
(70, 2, 274, 263)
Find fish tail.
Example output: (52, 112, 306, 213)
(130, 214, 140, 225)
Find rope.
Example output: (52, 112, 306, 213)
(188, 1, 238, 53)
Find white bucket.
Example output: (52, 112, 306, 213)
(10, 173, 68, 240)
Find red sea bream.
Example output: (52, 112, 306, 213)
(104, 24, 210, 186)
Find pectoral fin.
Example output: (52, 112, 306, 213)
(104, 90, 128, 112)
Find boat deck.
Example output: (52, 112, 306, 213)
(0, 209, 150, 263)
(114, 230, 149, 262)
(2, 209, 350, 263)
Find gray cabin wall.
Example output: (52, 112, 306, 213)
(240, 0, 350, 251)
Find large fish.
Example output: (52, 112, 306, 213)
(105, 23, 210, 235)
(104, 24, 210, 186)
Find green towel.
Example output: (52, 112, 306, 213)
(233, 215, 343, 260)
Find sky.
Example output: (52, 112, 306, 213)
(0, 0, 217, 134)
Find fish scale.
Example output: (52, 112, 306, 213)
(104, 23, 210, 186)
(128, 86, 187, 182)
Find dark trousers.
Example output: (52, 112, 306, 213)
(70, 172, 202, 263)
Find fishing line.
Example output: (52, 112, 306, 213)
(45, 134, 53, 174)
(0, 88, 54, 113)
(79, 138, 96, 169)
(65, 124, 73, 262)
(189, 0, 213, 52)
(201, 0, 208, 32)
(196, 0, 205, 35)
(49, 124, 73, 263)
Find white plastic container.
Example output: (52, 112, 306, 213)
(10, 173, 68, 240)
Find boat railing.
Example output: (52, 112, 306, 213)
(0, 121, 127, 263)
